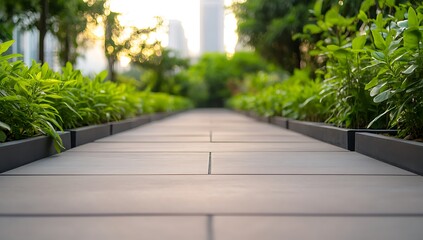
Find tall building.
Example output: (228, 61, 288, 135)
(200, 0, 224, 53)
(12, 28, 60, 71)
(167, 20, 189, 58)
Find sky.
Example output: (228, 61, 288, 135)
(76, 0, 238, 73)
(109, 0, 238, 56)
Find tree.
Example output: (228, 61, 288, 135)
(104, 13, 162, 82)
(132, 48, 189, 93)
(55, 0, 105, 65)
(232, 0, 311, 72)
(0, 0, 104, 63)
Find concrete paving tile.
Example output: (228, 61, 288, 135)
(211, 152, 413, 175)
(69, 142, 346, 152)
(0, 175, 422, 215)
(97, 135, 210, 143)
(214, 216, 423, 240)
(0, 216, 207, 240)
(137, 125, 282, 132)
(212, 131, 300, 136)
(212, 135, 318, 142)
(116, 128, 210, 136)
(3, 152, 209, 175)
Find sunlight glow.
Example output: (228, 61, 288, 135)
(109, 0, 238, 57)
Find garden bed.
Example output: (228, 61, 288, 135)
(288, 120, 396, 151)
(355, 133, 423, 175)
(0, 132, 71, 173)
(269, 116, 289, 129)
(69, 123, 111, 148)
(110, 115, 150, 135)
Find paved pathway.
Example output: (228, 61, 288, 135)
(1, 109, 422, 239)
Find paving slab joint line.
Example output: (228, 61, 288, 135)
(207, 214, 214, 240)
(209, 131, 213, 142)
(208, 152, 212, 175)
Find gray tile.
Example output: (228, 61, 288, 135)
(69, 142, 346, 152)
(118, 128, 210, 136)
(212, 152, 413, 175)
(0, 216, 207, 240)
(214, 216, 423, 240)
(212, 135, 318, 142)
(212, 131, 300, 136)
(0, 175, 422, 214)
(97, 135, 210, 142)
(4, 152, 209, 175)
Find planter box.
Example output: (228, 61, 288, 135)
(0, 132, 71, 173)
(288, 120, 396, 151)
(69, 124, 111, 148)
(131, 115, 151, 128)
(269, 116, 289, 129)
(248, 112, 270, 123)
(148, 112, 170, 121)
(111, 116, 150, 135)
(355, 133, 423, 175)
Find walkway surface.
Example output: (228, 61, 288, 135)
(1, 109, 423, 239)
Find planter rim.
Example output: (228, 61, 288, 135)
(0, 131, 70, 147)
(357, 132, 423, 146)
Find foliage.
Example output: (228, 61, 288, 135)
(228, 69, 329, 121)
(364, 6, 423, 138)
(230, 0, 423, 139)
(133, 48, 190, 93)
(0, 0, 105, 63)
(232, 0, 311, 72)
(185, 52, 278, 107)
(0, 41, 193, 149)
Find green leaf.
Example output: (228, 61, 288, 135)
(313, 0, 323, 17)
(0, 40, 14, 55)
(326, 45, 340, 51)
(402, 64, 418, 74)
(325, 8, 340, 26)
(96, 70, 108, 81)
(303, 24, 322, 34)
(371, 30, 386, 49)
(367, 107, 393, 128)
(404, 28, 422, 50)
(352, 35, 367, 50)
(0, 53, 22, 61)
(385, 0, 395, 7)
(358, 11, 368, 22)
(371, 51, 385, 61)
(0, 130, 6, 142)
(374, 89, 392, 103)
(0, 121, 11, 131)
(365, 78, 378, 90)
(360, 0, 374, 12)
(370, 83, 386, 97)
(408, 7, 418, 28)
(375, 13, 385, 29)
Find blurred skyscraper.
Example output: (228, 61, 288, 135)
(12, 28, 60, 71)
(167, 20, 189, 58)
(200, 0, 224, 53)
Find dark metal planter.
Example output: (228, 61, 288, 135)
(248, 112, 270, 123)
(355, 133, 423, 175)
(288, 120, 396, 151)
(111, 116, 150, 135)
(269, 116, 289, 129)
(69, 124, 111, 148)
(0, 132, 71, 173)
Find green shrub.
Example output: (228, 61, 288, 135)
(365, 7, 423, 139)
(228, 69, 329, 122)
(0, 41, 65, 151)
(0, 40, 193, 150)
